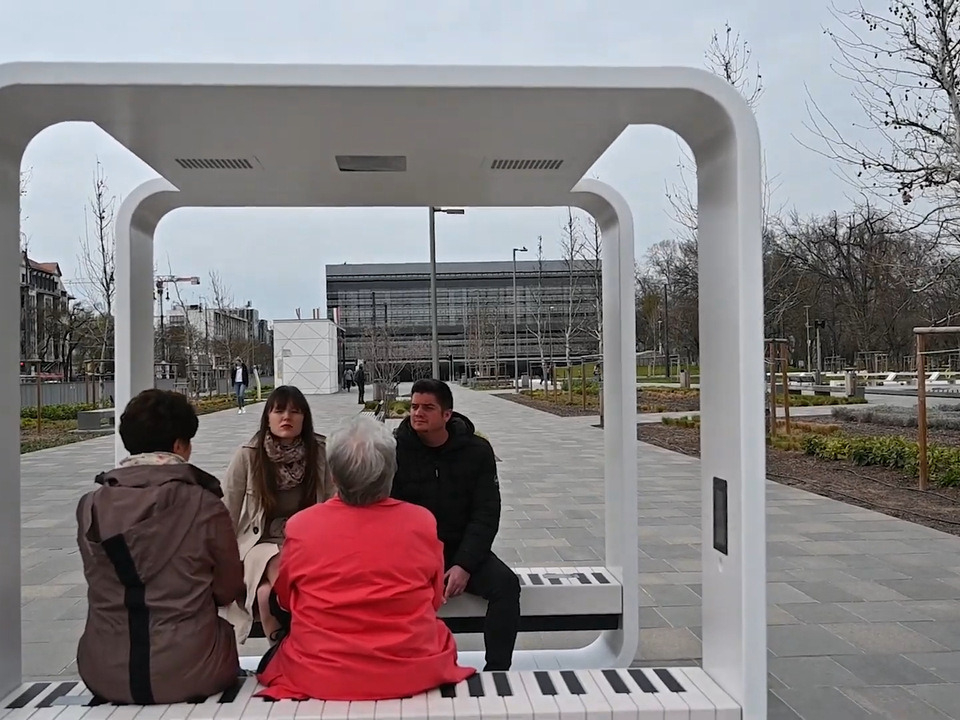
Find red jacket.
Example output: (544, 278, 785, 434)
(256, 497, 474, 700)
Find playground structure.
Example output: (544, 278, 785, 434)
(1, 63, 767, 717)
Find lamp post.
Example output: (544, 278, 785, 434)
(155, 275, 200, 364)
(512, 246, 528, 391)
(428, 206, 464, 379)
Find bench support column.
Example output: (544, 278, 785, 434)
(114, 179, 179, 464)
(0, 152, 23, 696)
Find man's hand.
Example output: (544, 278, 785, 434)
(444, 565, 470, 599)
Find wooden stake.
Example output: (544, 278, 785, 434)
(917, 332, 928, 491)
(768, 342, 777, 436)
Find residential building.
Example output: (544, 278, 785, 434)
(19, 251, 70, 378)
(325, 260, 601, 381)
(162, 302, 274, 375)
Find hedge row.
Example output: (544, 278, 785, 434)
(832, 404, 960, 430)
(802, 433, 960, 487)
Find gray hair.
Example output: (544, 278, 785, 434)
(326, 415, 397, 506)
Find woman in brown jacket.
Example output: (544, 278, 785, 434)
(76, 389, 244, 705)
(222, 385, 333, 644)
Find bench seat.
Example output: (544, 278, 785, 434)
(76, 408, 115, 432)
(0, 666, 740, 719)
(249, 565, 622, 639)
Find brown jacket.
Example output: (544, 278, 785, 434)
(76, 460, 244, 704)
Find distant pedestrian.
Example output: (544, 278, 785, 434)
(343, 368, 354, 391)
(234, 357, 249, 414)
(354, 363, 367, 404)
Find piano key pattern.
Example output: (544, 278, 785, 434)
(438, 566, 622, 618)
(0, 667, 740, 720)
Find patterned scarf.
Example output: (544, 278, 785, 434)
(264, 433, 307, 490)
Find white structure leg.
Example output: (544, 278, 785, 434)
(692, 93, 768, 719)
(0, 153, 23, 694)
(114, 179, 178, 464)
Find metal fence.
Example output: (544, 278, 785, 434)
(19, 376, 276, 409)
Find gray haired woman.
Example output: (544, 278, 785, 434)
(255, 415, 473, 701)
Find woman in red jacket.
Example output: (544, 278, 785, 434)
(256, 415, 474, 700)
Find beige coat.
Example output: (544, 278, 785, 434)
(221, 433, 333, 642)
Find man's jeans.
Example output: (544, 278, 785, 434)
(235, 382, 247, 408)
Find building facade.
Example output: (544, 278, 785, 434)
(326, 260, 601, 381)
(162, 303, 274, 378)
(19, 252, 70, 379)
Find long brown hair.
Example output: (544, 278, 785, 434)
(251, 385, 321, 516)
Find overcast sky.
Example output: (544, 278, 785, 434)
(3, 0, 869, 320)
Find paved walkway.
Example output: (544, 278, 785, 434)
(18, 387, 960, 719)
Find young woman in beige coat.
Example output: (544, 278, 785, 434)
(222, 385, 333, 643)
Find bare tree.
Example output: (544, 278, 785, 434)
(559, 207, 586, 368)
(208, 270, 246, 366)
(76, 160, 117, 373)
(19, 168, 30, 252)
(579, 216, 603, 355)
(805, 0, 960, 224)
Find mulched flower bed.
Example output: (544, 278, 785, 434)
(497, 389, 700, 417)
(637, 420, 960, 538)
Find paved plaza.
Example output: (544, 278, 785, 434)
(18, 386, 960, 719)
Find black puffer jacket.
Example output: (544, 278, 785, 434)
(391, 412, 500, 573)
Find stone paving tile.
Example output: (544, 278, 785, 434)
(15, 385, 960, 719)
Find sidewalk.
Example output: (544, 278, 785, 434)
(18, 385, 960, 719)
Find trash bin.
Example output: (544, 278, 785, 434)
(678, 369, 691, 389)
(844, 370, 859, 398)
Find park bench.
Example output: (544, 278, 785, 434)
(249, 565, 623, 639)
(0, 666, 740, 719)
(358, 400, 386, 423)
(76, 408, 115, 432)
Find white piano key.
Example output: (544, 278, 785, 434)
(423, 684, 455, 720)
(448, 680, 480, 720)
(584, 670, 659, 720)
(515, 673, 558, 720)
(187, 684, 233, 720)
(106, 705, 145, 720)
(267, 701, 297, 720)
(293, 699, 325, 720)
(318, 700, 350, 720)
(473, 675, 506, 720)
(398, 690, 427, 720)
(214, 678, 258, 720)
(371, 699, 401, 720)
(487, 673, 532, 720)
(649, 669, 711, 720)
(346, 700, 377, 720)
(240, 692, 273, 720)
(537, 671, 583, 720)
(45, 683, 95, 720)
(622, 670, 684, 720)
(75, 701, 116, 720)
(672, 669, 738, 720)
(552, 670, 610, 720)
(617, 668, 668, 720)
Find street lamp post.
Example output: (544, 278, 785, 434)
(512, 246, 528, 391)
(428, 206, 464, 379)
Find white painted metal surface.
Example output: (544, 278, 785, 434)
(0, 62, 765, 718)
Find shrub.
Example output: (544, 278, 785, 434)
(831, 403, 960, 430)
(21, 403, 99, 421)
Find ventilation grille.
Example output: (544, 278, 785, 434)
(491, 159, 564, 171)
(175, 158, 254, 170)
(336, 155, 407, 172)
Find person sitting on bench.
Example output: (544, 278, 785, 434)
(391, 378, 520, 671)
(76, 389, 244, 705)
(256, 415, 474, 701)
(222, 385, 334, 645)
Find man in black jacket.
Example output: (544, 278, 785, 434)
(391, 378, 520, 670)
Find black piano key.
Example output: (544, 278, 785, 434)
(88, 696, 109, 707)
(439, 683, 457, 698)
(492, 673, 513, 697)
(534, 671, 557, 696)
(36, 682, 77, 708)
(548, 577, 562, 585)
(559, 671, 585, 695)
(466, 675, 484, 697)
(218, 679, 245, 703)
(7, 682, 49, 709)
(602, 670, 630, 694)
(529, 573, 544, 585)
(653, 668, 685, 693)
(575, 573, 590, 584)
(627, 669, 658, 693)
(592, 572, 610, 584)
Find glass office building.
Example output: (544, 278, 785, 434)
(326, 260, 600, 381)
